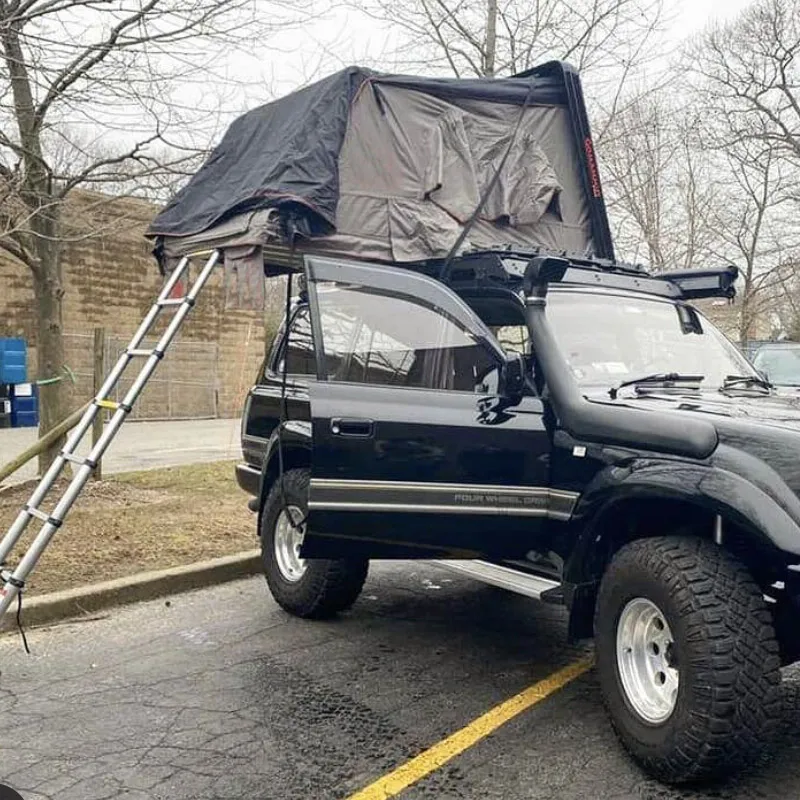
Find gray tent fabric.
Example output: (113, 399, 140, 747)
(150, 63, 608, 269)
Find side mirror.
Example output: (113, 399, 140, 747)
(500, 354, 526, 400)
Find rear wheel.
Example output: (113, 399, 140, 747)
(260, 468, 368, 619)
(594, 536, 781, 784)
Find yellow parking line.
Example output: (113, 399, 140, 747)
(346, 657, 593, 800)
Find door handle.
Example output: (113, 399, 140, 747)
(331, 417, 374, 437)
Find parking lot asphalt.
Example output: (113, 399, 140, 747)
(1, 562, 799, 800)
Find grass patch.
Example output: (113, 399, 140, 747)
(0, 461, 258, 595)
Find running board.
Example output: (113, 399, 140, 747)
(431, 559, 561, 600)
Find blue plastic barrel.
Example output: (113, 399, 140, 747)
(0, 338, 27, 385)
(10, 383, 39, 428)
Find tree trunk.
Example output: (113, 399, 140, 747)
(32, 207, 68, 475)
(738, 283, 753, 345)
(738, 260, 756, 346)
(484, 0, 497, 77)
(1, 16, 68, 474)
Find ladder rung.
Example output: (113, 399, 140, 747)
(127, 348, 164, 360)
(95, 399, 132, 413)
(0, 249, 219, 621)
(25, 506, 62, 528)
(60, 451, 97, 469)
(1, 569, 24, 591)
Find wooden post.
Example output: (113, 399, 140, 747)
(0, 402, 90, 486)
(91, 327, 105, 481)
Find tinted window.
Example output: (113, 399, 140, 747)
(315, 284, 499, 392)
(272, 307, 315, 376)
(273, 305, 363, 378)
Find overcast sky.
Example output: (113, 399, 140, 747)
(236, 0, 757, 101)
(48, 0, 759, 193)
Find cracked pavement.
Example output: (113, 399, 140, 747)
(1, 562, 799, 800)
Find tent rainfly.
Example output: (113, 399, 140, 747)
(147, 62, 615, 277)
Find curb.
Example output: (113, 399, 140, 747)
(1, 549, 261, 632)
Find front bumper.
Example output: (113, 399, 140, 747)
(235, 462, 260, 497)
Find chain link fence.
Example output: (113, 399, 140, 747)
(64, 333, 219, 421)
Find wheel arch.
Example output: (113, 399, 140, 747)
(563, 462, 798, 640)
(256, 422, 312, 534)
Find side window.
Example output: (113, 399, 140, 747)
(273, 307, 316, 376)
(314, 283, 501, 392)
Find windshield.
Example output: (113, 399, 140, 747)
(544, 290, 755, 392)
(753, 346, 800, 386)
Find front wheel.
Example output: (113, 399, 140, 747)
(260, 468, 368, 619)
(594, 536, 781, 784)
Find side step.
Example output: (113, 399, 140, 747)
(431, 559, 561, 601)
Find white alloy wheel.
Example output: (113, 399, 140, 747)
(273, 505, 307, 582)
(616, 597, 679, 724)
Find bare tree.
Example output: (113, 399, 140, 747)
(0, 0, 301, 471)
(767, 258, 800, 337)
(691, 0, 800, 176)
(353, 0, 665, 83)
(687, 0, 800, 341)
(704, 131, 798, 343)
(601, 86, 800, 340)
(598, 87, 721, 270)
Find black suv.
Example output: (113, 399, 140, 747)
(237, 250, 800, 784)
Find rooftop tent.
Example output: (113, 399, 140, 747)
(147, 61, 614, 274)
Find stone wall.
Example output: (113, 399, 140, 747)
(0, 191, 281, 419)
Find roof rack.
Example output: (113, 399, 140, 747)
(408, 247, 737, 302)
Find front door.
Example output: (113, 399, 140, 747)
(302, 256, 564, 560)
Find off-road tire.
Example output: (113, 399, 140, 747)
(260, 468, 368, 619)
(595, 536, 781, 784)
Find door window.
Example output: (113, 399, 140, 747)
(315, 283, 500, 392)
(273, 304, 363, 378)
(273, 307, 316, 376)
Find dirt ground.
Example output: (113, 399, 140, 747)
(0, 461, 257, 595)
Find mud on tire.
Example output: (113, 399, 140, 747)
(260, 468, 368, 619)
(594, 535, 782, 784)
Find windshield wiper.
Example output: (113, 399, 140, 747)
(721, 374, 772, 393)
(608, 372, 705, 399)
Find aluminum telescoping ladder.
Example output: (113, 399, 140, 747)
(0, 250, 221, 619)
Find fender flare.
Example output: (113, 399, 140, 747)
(561, 458, 800, 641)
(565, 458, 800, 587)
(256, 420, 312, 528)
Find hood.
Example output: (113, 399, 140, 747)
(595, 389, 800, 433)
(590, 389, 800, 496)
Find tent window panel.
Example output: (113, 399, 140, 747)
(469, 128, 562, 226)
(421, 109, 562, 230)
(422, 108, 480, 223)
